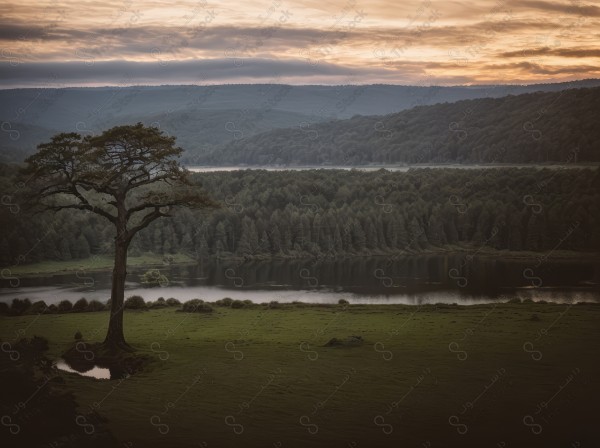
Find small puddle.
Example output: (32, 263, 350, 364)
(54, 359, 128, 380)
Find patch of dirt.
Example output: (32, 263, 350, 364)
(324, 335, 364, 347)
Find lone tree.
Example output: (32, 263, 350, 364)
(21, 123, 216, 350)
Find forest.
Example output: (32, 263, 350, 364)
(199, 87, 600, 165)
(1, 165, 599, 267)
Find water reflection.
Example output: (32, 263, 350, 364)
(2, 255, 599, 305)
(55, 359, 111, 380)
(54, 358, 130, 380)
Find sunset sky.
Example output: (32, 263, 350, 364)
(1, 0, 599, 87)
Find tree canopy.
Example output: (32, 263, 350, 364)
(17, 123, 216, 349)
(22, 123, 215, 240)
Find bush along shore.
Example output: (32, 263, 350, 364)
(2, 295, 598, 318)
(0, 296, 281, 316)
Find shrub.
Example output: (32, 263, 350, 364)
(325, 335, 364, 347)
(507, 298, 521, 304)
(57, 300, 73, 313)
(182, 298, 200, 311)
(200, 303, 213, 313)
(243, 300, 253, 306)
(182, 299, 213, 313)
(47, 304, 58, 314)
(11, 298, 31, 315)
(27, 301, 49, 315)
(0, 302, 8, 314)
(268, 301, 281, 309)
(433, 303, 458, 309)
(166, 298, 181, 306)
(30, 335, 49, 352)
(74, 331, 83, 340)
(291, 301, 308, 308)
(124, 295, 146, 310)
(87, 300, 105, 312)
(140, 269, 169, 287)
(522, 298, 534, 304)
(338, 299, 349, 305)
(72, 298, 89, 312)
(215, 297, 234, 307)
(149, 298, 168, 309)
(231, 300, 245, 309)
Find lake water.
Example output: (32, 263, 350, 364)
(1, 255, 599, 305)
(54, 359, 112, 380)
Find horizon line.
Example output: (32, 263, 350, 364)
(1, 78, 599, 91)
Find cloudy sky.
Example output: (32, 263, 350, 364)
(1, 0, 599, 87)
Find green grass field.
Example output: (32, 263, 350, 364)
(1, 302, 599, 447)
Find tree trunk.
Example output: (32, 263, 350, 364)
(103, 236, 131, 351)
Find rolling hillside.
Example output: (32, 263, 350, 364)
(201, 87, 600, 165)
(1, 80, 599, 162)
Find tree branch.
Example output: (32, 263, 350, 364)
(126, 207, 169, 242)
(45, 203, 117, 224)
(68, 182, 117, 224)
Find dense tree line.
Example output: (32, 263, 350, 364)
(1, 166, 599, 267)
(199, 87, 600, 165)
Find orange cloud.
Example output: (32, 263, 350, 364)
(0, 0, 598, 86)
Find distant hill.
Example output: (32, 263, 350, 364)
(0, 122, 59, 163)
(1, 80, 599, 162)
(123, 108, 317, 165)
(201, 87, 600, 165)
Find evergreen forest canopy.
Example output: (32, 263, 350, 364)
(1, 166, 599, 267)
(199, 87, 600, 166)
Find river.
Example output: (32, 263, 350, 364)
(1, 255, 599, 306)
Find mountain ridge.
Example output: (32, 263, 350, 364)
(201, 86, 600, 165)
(2, 79, 600, 163)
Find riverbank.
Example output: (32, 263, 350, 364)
(1, 303, 598, 447)
(3, 248, 599, 277)
(2, 252, 197, 277)
(220, 247, 600, 263)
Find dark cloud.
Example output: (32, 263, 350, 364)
(499, 47, 600, 58)
(0, 58, 401, 87)
(0, 19, 572, 57)
(0, 22, 94, 41)
(485, 61, 600, 75)
(514, 1, 600, 17)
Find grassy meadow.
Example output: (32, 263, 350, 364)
(1, 301, 599, 447)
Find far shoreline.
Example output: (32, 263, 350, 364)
(2, 248, 599, 279)
(186, 162, 600, 172)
